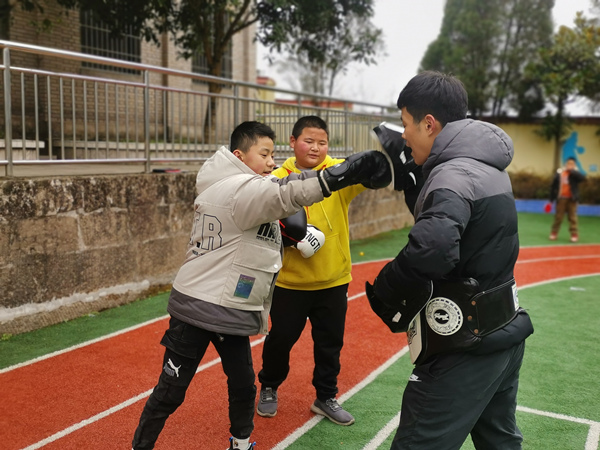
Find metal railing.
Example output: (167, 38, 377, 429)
(1, 40, 400, 177)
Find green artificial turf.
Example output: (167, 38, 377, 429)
(350, 213, 600, 262)
(282, 275, 600, 449)
(0, 292, 169, 369)
(516, 212, 600, 247)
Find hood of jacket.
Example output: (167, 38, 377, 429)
(195, 146, 257, 194)
(423, 119, 514, 178)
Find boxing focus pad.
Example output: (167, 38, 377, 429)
(296, 224, 325, 258)
(280, 209, 307, 247)
(366, 277, 433, 333)
(373, 122, 422, 192)
(318, 150, 391, 196)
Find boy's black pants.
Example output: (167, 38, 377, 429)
(392, 341, 526, 450)
(132, 317, 256, 450)
(258, 284, 348, 401)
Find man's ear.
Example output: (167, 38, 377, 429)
(289, 135, 297, 150)
(424, 114, 441, 136)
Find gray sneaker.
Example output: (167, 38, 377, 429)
(310, 398, 355, 425)
(257, 387, 278, 417)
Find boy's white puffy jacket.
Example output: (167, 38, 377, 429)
(169, 147, 324, 335)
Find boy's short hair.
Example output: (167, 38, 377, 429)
(230, 121, 276, 153)
(292, 115, 329, 139)
(397, 71, 468, 127)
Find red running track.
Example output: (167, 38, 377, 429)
(2, 245, 599, 449)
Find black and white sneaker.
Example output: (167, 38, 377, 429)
(310, 398, 355, 426)
(227, 436, 256, 450)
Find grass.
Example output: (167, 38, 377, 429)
(351, 212, 600, 263)
(277, 275, 600, 450)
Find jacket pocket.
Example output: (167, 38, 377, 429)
(223, 242, 281, 309)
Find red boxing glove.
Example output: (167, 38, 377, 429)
(544, 202, 552, 213)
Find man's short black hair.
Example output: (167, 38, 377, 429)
(230, 121, 276, 153)
(292, 115, 329, 139)
(397, 71, 468, 127)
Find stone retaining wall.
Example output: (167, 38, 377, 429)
(0, 173, 412, 335)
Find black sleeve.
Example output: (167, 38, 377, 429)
(549, 174, 559, 202)
(570, 170, 586, 183)
(374, 188, 471, 305)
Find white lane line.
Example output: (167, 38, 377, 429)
(361, 406, 600, 450)
(518, 273, 600, 291)
(517, 255, 600, 264)
(517, 406, 600, 450)
(20, 336, 266, 450)
(0, 315, 169, 374)
(4, 290, 367, 375)
(363, 412, 401, 449)
(271, 346, 410, 450)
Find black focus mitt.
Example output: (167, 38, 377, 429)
(366, 278, 433, 333)
(373, 122, 423, 192)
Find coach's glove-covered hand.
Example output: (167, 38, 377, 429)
(296, 224, 325, 258)
(365, 280, 409, 333)
(366, 265, 433, 333)
(373, 122, 423, 192)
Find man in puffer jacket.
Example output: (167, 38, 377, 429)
(366, 71, 534, 450)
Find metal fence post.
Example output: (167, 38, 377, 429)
(3, 47, 13, 176)
(233, 84, 239, 127)
(344, 101, 350, 156)
(144, 69, 151, 173)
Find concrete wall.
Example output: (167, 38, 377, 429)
(0, 173, 413, 335)
(494, 119, 600, 177)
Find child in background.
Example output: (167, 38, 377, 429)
(548, 157, 586, 242)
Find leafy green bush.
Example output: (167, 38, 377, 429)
(509, 171, 600, 204)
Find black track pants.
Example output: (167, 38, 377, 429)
(258, 284, 348, 400)
(132, 317, 256, 450)
(391, 341, 526, 450)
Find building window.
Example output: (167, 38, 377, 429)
(0, 0, 9, 39)
(191, 44, 233, 81)
(80, 9, 141, 74)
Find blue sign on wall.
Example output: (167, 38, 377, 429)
(561, 132, 586, 175)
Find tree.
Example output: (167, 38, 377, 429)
(524, 12, 600, 168)
(271, 13, 384, 100)
(420, 0, 554, 117)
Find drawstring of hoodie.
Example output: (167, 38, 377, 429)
(319, 203, 333, 231)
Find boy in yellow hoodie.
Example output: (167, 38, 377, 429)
(257, 115, 365, 425)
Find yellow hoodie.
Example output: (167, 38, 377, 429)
(273, 155, 366, 291)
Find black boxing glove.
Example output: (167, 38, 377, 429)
(318, 150, 391, 196)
